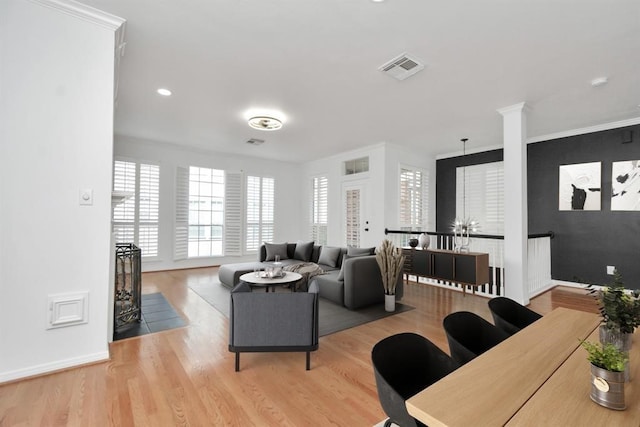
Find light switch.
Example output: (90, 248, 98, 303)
(79, 189, 93, 206)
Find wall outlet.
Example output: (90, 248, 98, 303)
(607, 265, 616, 275)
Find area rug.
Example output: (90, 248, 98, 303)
(188, 280, 413, 336)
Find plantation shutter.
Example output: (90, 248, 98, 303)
(174, 166, 189, 260)
(456, 161, 504, 234)
(261, 177, 274, 244)
(399, 167, 428, 229)
(224, 171, 243, 256)
(113, 160, 136, 243)
(246, 176, 260, 251)
(310, 176, 328, 245)
(138, 164, 160, 257)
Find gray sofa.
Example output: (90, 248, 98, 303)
(218, 241, 403, 310)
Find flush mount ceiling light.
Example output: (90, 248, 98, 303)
(248, 116, 283, 131)
(157, 88, 172, 96)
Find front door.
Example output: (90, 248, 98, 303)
(342, 181, 367, 247)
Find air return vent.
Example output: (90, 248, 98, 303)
(379, 53, 425, 81)
(246, 138, 265, 145)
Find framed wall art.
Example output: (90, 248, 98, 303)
(558, 162, 601, 211)
(611, 160, 640, 211)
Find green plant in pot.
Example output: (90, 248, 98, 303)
(580, 340, 628, 410)
(375, 239, 405, 312)
(588, 269, 640, 352)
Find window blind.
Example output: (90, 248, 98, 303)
(311, 176, 328, 245)
(456, 161, 504, 234)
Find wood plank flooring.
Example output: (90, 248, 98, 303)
(0, 268, 597, 426)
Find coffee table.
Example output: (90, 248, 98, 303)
(239, 271, 303, 292)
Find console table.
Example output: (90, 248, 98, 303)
(402, 248, 489, 295)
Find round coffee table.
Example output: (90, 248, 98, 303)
(239, 271, 303, 292)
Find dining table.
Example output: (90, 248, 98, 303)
(405, 307, 640, 426)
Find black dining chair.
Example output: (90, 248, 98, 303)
(488, 296, 543, 336)
(442, 311, 510, 365)
(371, 332, 459, 427)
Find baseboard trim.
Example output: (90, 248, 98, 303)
(0, 350, 110, 384)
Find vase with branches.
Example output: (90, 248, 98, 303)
(375, 240, 405, 312)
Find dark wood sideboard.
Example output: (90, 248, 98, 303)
(402, 248, 490, 295)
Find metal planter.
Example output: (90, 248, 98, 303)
(590, 363, 626, 410)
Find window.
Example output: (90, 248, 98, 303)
(187, 166, 225, 257)
(310, 176, 328, 245)
(246, 176, 274, 251)
(112, 160, 160, 258)
(399, 167, 428, 229)
(343, 157, 369, 175)
(456, 161, 504, 234)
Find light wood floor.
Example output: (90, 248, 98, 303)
(0, 268, 597, 426)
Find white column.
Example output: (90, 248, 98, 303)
(498, 103, 529, 305)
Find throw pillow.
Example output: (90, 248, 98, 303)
(317, 246, 341, 268)
(347, 246, 375, 256)
(337, 254, 354, 281)
(294, 240, 314, 262)
(264, 242, 289, 261)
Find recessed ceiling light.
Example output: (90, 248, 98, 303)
(248, 116, 283, 131)
(157, 88, 172, 96)
(371, 0, 385, 2)
(590, 77, 608, 87)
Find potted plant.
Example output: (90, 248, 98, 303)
(375, 239, 405, 312)
(580, 340, 628, 410)
(588, 269, 640, 352)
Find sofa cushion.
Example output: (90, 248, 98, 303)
(347, 246, 375, 256)
(318, 246, 342, 268)
(337, 249, 374, 280)
(337, 255, 350, 281)
(264, 242, 289, 261)
(312, 271, 344, 306)
(294, 240, 314, 262)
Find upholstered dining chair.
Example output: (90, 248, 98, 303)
(442, 311, 510, 365)
(371, 332, 460, 427)
(488, 296, 543, 336)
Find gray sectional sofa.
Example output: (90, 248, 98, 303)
(218, 241, 403, 310)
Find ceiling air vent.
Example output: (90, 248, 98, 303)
(378, 53, 425, 81)
(246, 138, 265, 146)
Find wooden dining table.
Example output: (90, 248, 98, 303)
(406, 307, 640, 426)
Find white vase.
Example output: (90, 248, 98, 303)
(385, 294, 395, 312)
(418, 233, 430, 250)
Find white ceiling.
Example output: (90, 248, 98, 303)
(80, 0, 640, 163)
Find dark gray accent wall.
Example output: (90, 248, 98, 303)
(436, 124, 640, 288)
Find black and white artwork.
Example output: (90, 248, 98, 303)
(611, 160, 640, 211)
(559, 162, 601, 211)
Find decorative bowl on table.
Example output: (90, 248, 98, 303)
(409, 238, 419, 248)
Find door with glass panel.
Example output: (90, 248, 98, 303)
(342, 182, 367, 248)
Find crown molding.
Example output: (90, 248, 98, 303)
(526, 116, 640, 144)
(497, 102, 529, 116)
(29, 0, 125, 31)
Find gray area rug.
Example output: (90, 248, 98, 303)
(189, 280, 413, 336)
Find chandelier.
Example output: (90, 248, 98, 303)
(452, 138, 480, 252)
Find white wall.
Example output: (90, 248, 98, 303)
(114, 135, 305, 271)
(303, 143, 435, 249)
(383, 143, 436, 232)
(0, 0, 121, 381)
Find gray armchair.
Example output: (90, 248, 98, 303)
(228, 281, 319, 371)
